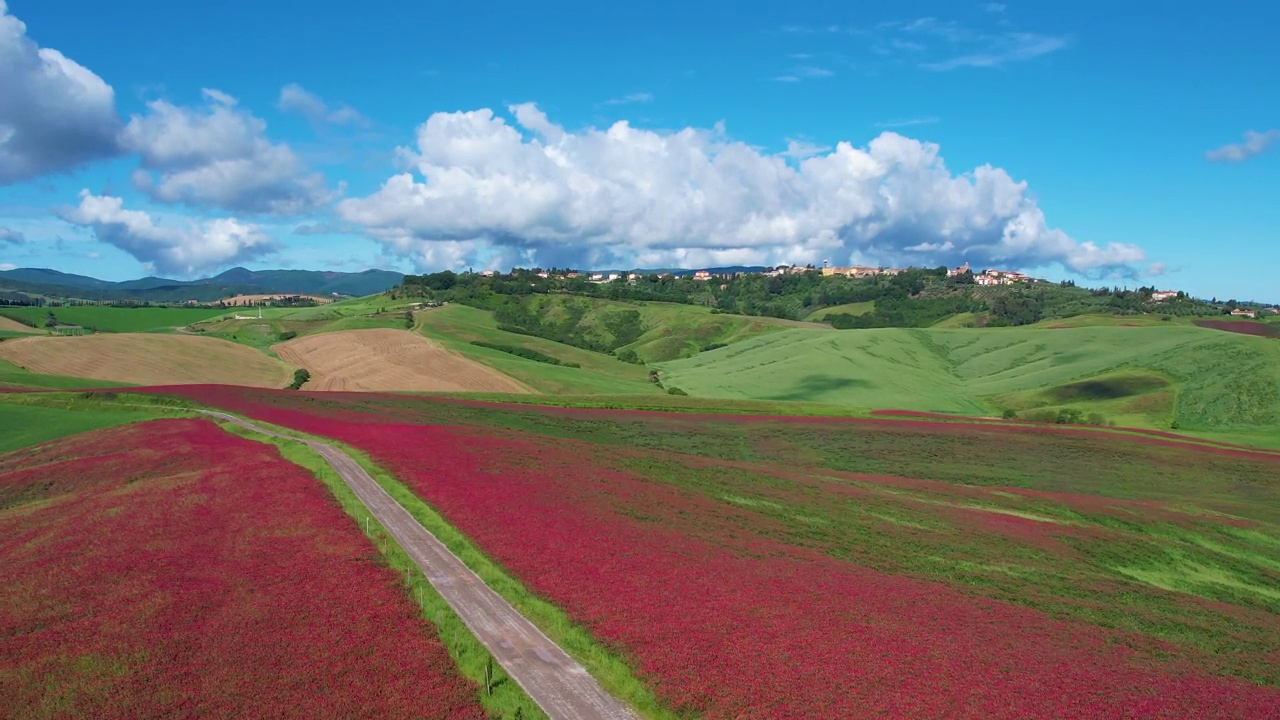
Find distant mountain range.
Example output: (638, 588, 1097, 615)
(0, 267, 405, 303)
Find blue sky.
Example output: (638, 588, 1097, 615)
(0, 0, 1276, 301)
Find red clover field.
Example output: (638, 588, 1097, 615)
(0, 418, 486, 720)
(138, 386, 1280, 718)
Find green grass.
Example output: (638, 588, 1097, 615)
(0, 306, 228, 333)
(194, 311, 413, 353)
(220, 425, 549, 720)
(217, 414, 674, 720)
(0, 359, 133, 391)
(418, 304, 659, 395)
(517, 295, 820, 362)
(1029, 313, 1195, 328)
(186, 294, 423, 352)
(658, 325, 1280, 436)
(804, 301, 875, 322)
(929, 312, 980, 328)
(0, 399, 170, 453)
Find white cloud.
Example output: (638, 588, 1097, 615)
(0, 1, 121, 183)
(982, 3, 1007, 13)
(603, 92, 654, 106)
(797, 66, 834, 78)
(1205, 129, 1279, 163)
(922, 32, 1068, 70)
(338, 104, 1146, 275)
(866, 15, 1068, 71)
(875, 117, 941, 128)
(120, 90, 333, 215)
(0, 263, 15, 271)
(0, 226, 24, 245)
(277, 83, 369, 127)
(782, 139, 832, 160)
(293, 222, 333, 235)
(59, 191, 279, 275)
(774, 66, 834, 82)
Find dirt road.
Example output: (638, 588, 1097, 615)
(201, 411, 637, 720)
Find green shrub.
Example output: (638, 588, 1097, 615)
(1001, 408, 1018, 419)
(667, 386, 688, 396)
(287, 368, 311, 390)
(278, 330, 298, 341)
(469, 341, 580, 368)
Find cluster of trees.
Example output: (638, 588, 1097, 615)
(399, 266, 955, 324)
(397, 266, 1232, 332)
(490, 296, 647, 359)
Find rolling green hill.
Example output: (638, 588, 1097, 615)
(189, 295, 425, 352)
(0, 306, 228, 333)
(417, 304, 659, 395)
(499, 295, 821, 362)
(657, 325, 1280, 435)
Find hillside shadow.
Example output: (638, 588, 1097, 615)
(766, 374, 872, 401)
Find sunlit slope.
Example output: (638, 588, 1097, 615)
(417, 304, 657, 395)
(659, 326, 1280, 431)
(0, 334, 292, 388)
(519, 295, 823, 362)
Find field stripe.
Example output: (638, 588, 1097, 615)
(200, 410, 637, 720)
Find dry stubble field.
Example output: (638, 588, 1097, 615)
(0, 334, 292, 387)
(274, 328, 533, 393)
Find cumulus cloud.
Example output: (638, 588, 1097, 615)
(120, 89, 332, 215)
(59, 191, 279, 275)
(293, 222, 333, 235)
(278, 83, 368, 127)
(338, 104, 1146, 274)
(0, 226, 25, 245)
(0, 1, 121, 183)
(1205, 129, 1279, 163)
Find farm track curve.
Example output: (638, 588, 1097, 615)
(200, 410, 637, 720)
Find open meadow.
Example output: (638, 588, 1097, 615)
(657, 324, 1280, 435)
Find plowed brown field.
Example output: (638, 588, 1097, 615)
(0, 317, 37, 333)
(0, 334, 291, 387)
(274, 328, 533, 393)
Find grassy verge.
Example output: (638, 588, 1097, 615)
(0, 393, 189, 453)
(217, 415, 673, 720)
(220, 423, 547, 720)
(0, 358, 134, 391)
